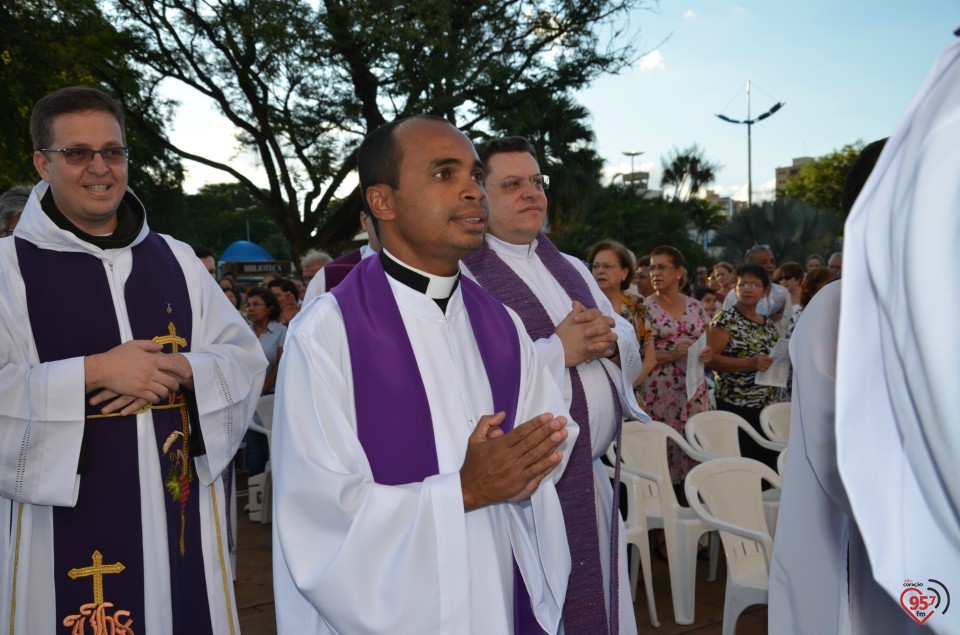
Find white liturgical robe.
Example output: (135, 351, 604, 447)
(271, 268, 578, 634)
(769, 282, 920, 634)
(0, 181, 267, 634)
(462, 233, 647, 634)
(837, 38, 960, 634)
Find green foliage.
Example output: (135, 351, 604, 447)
(780, 142, 864, 216)
(660, 144, 722, 201)
(710, 199, 841, 265)
(96, 0, 646, 260)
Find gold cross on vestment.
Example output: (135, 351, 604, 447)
(153, 321, 188, 353)
(67, 550, 125, 605)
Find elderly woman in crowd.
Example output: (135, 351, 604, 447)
(587, 239, 657, 401)
(244, 287, 286, 476)
(641, 245, 714, 482)
(0, 184, 31, 237)
(706, 263, 781, 469)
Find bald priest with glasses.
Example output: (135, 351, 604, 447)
(462, 136, 648, 634)
(0, 86, 267, 634)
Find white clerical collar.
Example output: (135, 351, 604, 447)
(486, 233, 539, 260)
(380, 248, 459, 300)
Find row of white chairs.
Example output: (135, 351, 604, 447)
(614, 402, 790, 634)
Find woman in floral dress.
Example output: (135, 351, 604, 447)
(641, 245, 714, 482)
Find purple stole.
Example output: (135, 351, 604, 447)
(15, 233, 213, 634)
(323, 247, 364, 292)
(462, 233, 623, 635)
(331, 256, 544, 634)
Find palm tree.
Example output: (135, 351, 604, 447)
(660, 144, 723, 201)
(710, 199, 840, 264)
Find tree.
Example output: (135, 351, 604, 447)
(96, 0, 646, 263)
(0, 0, 184, 205)
(710, 199, 841, 265)
(660, 144, 722, 201)
(780, 141, 864, 217)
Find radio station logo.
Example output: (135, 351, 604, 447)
(900, 579, 950, 626)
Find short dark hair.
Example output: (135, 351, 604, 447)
(773, 261, 804, 283)
(650, 245, 685, 269)
(266, 277, 299, 298)
(192, 244, 214, 260)
(357, 114, 449, 232)
(0, 184, 31, 235)
(736, 263, 770, 289)
(246, 286, 281, 322)
(30, 86, 126, 150)
(475, 136, 539, 166)
(841, 138, 887, 218)
(694, 287, 717, 302)
(587, 239, 635, 291)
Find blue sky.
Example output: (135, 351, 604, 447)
(576, 0, 959, 200)
(173, 1, 959, 199)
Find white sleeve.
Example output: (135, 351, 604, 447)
(168, 240, 268, 483)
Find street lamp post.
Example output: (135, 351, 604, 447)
(622, 150, 644, 191)
(715, 81, 784, 207)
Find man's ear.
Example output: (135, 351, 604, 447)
(366, 185, 395, 224)
(33, 151, 51, 181)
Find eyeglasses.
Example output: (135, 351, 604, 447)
(486, 174, 550, 193)
(649, 264, 677, 272)
(590, 262, 621, 272)
(40, 146, 130, 165)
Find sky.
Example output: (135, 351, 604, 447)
(575, 0, 959, 201)
(170, 0, 960, 200)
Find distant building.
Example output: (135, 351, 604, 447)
(624, 170, 650, 193)
(775, 156, 814, 198)
(704, 189, 749, 217)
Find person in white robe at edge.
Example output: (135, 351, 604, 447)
(271, 115, 579, 634)
(836, 34, 960, 635)
(0, 86, 267, 634)
(302, 210, 380, 302)
(461, 135, 648, 634)
(769, 137, 928, 634)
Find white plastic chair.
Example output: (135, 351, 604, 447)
(777, 448, 788, 479)
(684, 458, 781, 635)
(248, 394, 275, 524)
(604, 462, 660, 627)
(617, 420, 719, 625)
(759, 402, 791, 449)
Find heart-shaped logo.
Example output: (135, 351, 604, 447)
(900, 587, 936, 625)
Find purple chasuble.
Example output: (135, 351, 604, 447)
(331, 256, 544, 634)
(15, 233, 213, 634)
(462, 233, 624, 634)
(323, 247, 364, 292)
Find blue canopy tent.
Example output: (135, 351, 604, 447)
(220, 240, 274, 262)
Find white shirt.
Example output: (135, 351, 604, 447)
(0, 181, 267, 634)
(271, 268, 577, 634)
(302, 243, 376, 303)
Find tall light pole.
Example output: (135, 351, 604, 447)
(622, 150, 644, 191)
(715, 81, 784, 207)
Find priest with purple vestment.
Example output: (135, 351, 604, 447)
(272, 116, 577, 633)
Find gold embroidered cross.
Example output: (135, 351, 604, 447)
(67, 550, 125, 605)
(152, 321, 187, 353)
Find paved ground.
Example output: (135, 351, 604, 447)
(233, 488, 767, 634)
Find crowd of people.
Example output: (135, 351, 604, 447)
(3, 34, 959, 634)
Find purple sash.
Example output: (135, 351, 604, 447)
(463, 233, 622, 634)
(323, 247, 364, 292)
(16, 233, 212, 634)
(331, 256, 544, 633)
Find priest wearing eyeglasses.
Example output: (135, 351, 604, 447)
(0, 86, 267, 634)
(462, 136, 648, 634)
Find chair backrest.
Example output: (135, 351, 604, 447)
(619, 420, 713, 513)
(685, 410, 783, 457)
(760, 402, 791, 445)
(255, 394, 275, 432)
(777, 448, 788, 479)
(684, 457, 780, 577)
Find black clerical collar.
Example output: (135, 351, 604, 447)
(41, 188, 145, 249)
(379, 249, 460, 312)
